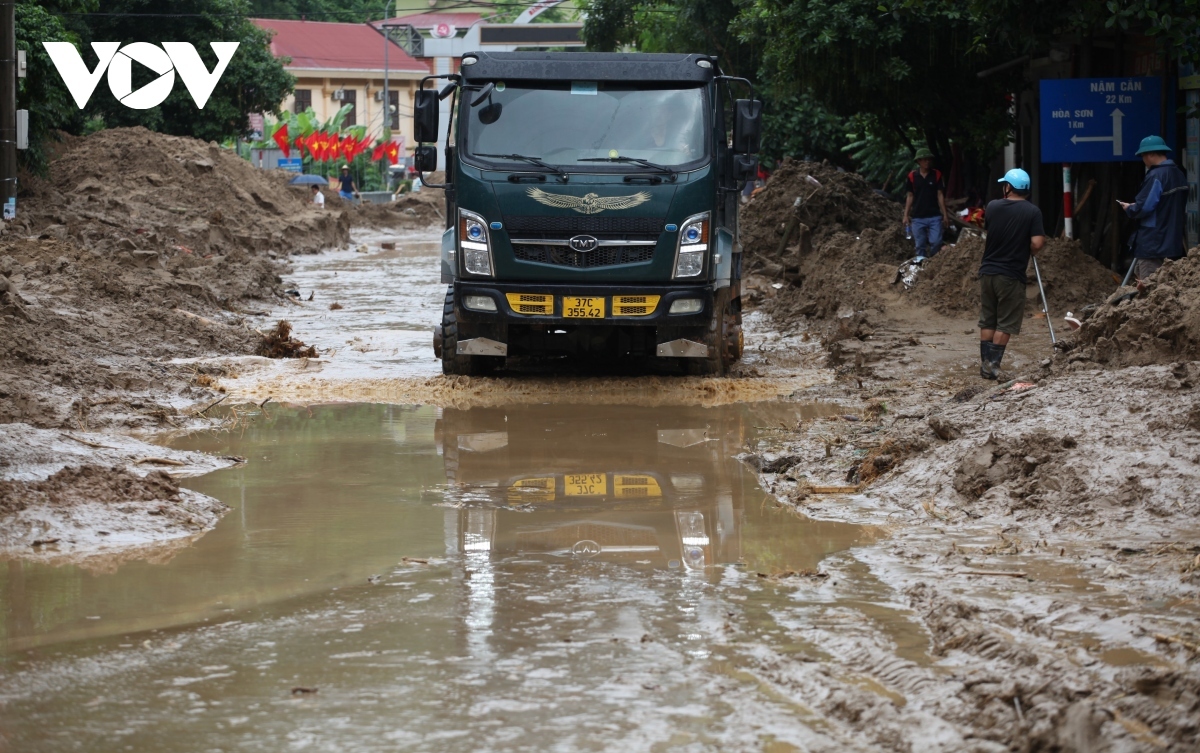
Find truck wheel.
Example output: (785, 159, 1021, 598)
(687, 288, 730, 377)
(438, 287, 498, 376)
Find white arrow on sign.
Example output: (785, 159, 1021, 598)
(1070, 108, 1124, 156)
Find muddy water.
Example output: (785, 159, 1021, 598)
(0, 401, 914, 751)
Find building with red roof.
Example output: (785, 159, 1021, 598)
(254, 19, 429, 147)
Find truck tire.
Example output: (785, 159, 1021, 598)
(687, 288, 731, 377)
(438, 287, 499, 376)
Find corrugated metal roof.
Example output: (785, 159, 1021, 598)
(253, 19, 429, 73)
(374, 12, 486, 30)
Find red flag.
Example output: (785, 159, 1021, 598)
(305, 132, 320, 161)
(328, 136, 342, 163)
(384, 141, 400, 165)
(372, 142, 385, 162)
(272, 123, 290, 157)
(293, 135, 305, 158)
(343, 135, 357, 160)
(316, 132, 331, 162)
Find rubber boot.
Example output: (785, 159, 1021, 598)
(979, 341, 996, 380)
(989, 343, 1006, 379)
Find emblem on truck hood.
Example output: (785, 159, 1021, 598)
(526, 187, 651, 215)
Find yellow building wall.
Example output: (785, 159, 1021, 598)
(279, 71, 423, 153)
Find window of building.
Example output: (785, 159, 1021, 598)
(343, 89, 357, 126)
(293, 89, 312, 113)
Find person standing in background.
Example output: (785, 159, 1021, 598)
(902, 148, 949, 261)
(1119, 135, 1188, 282)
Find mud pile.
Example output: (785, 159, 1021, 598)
(0, 234, 264, 427)
(764, 227, 909, 322)
(18, 127, 350, 256)
(1061, 250, 1200, 367)
(347, 191, 445, 229)
(910, 235, 1117, 316)
(0, 465, 181, 515)
(740, 159, 901, 256)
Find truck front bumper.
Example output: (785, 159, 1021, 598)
(453, 282, 715, 327)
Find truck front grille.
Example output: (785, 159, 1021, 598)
(514, 244, 655, 269)
(504, 215, 665, 236)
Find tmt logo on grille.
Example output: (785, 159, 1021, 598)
(43, 42, 240, 110)
(568, 235, 599, 252)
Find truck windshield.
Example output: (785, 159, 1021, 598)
(464, 84, 707, 169)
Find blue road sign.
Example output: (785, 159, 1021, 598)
(279, 157, 303, 173)
(1040, 77, 1162, 163)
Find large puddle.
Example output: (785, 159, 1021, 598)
(0, 400, 919, 751)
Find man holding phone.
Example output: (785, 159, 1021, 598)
(1118, 135, 1188, 282)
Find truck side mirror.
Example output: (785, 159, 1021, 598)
(733, 154, 757, 182)
(414, 89, 439, 143)
(414, 145, 438, 173)
(732, 99, 763, 154)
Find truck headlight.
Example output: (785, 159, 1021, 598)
(673, 212, 708, 279)
(675, 510, 709, 570)
(459, 208, 494, 276)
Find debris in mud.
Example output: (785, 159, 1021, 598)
(290, 686, 319, 695)
(258, 320, 318, 359)
(1058, 250, 1200, 367)
(329, 302, 344, 310)
(756, 569, 829, 582)
(741, 159, 899, 256)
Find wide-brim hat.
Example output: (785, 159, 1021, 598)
(914, 148, 934, 160)
(1135, 135, 1171, 155)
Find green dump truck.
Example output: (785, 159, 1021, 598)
(416, 52, 762, 376)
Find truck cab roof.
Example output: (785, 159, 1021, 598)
(458, 51, 716, 84)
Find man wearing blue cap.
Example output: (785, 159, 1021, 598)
(1118, 135, 1187, 281)
(977, 168, 1046, 379)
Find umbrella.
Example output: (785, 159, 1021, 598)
(289, 174, 328, 186)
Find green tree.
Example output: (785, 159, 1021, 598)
(15, 0, 95, 174)
(60, 0, 294, 143)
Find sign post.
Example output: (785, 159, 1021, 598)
(1040, 77, 1162, 163)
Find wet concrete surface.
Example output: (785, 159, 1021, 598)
(0, 401, 916, 751)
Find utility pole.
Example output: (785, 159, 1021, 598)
(1, 0, 16, 219)
(383, 0, 394, 138)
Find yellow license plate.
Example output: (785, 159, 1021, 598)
(563, 296, 605, 319)
(564, 473, 607, 496)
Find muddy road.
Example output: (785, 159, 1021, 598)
(3, 228, 1200, 752)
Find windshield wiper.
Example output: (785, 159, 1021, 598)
(578, 155, 677, 181)
(474, 153, 568, 182)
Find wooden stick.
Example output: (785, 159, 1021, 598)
(1153, 633, 1200, 652)
(172, 308, 216, 326)
(60, 433, 116, 450)
(1073, 178, 1098, 215)
(955, 569, 1029, 578)
(195, 394, 228, 416)
(135, 457, 187, 466)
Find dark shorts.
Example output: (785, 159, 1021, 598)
(1132, 257, 1179, 281)
(978, 274, 1025, 335)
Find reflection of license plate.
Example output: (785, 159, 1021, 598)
(563, 297, 605, 319)
(565, 473, 607, 496)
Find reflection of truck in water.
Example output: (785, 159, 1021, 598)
(437, 404, 752, 573)
(414, 52, 763, 375)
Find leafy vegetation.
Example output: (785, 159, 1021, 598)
(15, 0, 292, 174)
(583, 0, 1200, 191)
